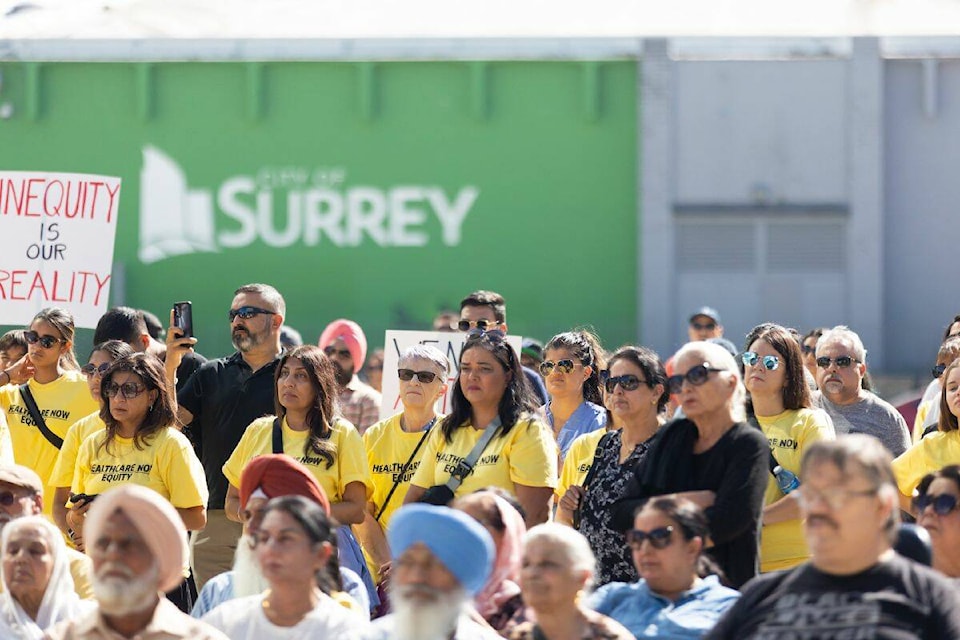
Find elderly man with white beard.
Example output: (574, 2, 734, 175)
(190, 454, 370, 618)
(44, 484, 227, 640)
(366, 504, 502, 640)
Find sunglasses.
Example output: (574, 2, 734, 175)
(323, 347, 353, 359)
(604, 374, 644, 393)
(466, 328, 506, 343)
(24, 331, 66, 349)
(81, 362, 112, 378)
(913, 493, 960, 516)
(103, 382, 148, 399)
(458, 319, 501, 332)
(626, 525, 675, 550)
(228, 306, 277, 322)
(539, 359, 579, 376)
(801, 344, 817, 355)
(667, 363, 725, 394)
(815, 356, 860, 369)
(0, 491, 24, 506)
(397, 369, 439, 383)
(933, 364, 947, 379)
(741, 351, 780, 371)
(690, 322, 716, 331)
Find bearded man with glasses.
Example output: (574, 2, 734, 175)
(812, 326, 910, 457)
(707, 436, 960, 639)
(164, 283, 286, 590)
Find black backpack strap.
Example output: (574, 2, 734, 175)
(272, 417, 283, 454)
(19, 383, 63, 450)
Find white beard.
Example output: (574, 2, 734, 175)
(390, 584, 467, 640)
(232, 534, 269, 598)
(93, 562, 160, 616)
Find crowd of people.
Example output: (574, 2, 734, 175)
(0, 286, 957, 639)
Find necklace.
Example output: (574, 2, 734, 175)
(261, 590, 314, 627)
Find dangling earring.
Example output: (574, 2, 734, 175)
(148, 401, 155, 412)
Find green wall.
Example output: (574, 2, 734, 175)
(1, 60, 639, 359)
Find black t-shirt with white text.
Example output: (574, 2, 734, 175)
(706, 555, 960, 639)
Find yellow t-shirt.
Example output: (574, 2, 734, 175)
(410, 417, 558, 497)
(556, 428, 608, 498)
(49, 411, 105, 489)
(913, 400, 933, 445)
(222, 416, 372, 503)
(72, 427, 208, 509)
(758, 408, 835, 573)
(364, 413, 437, 528)
(0, 373, 98, 514)
(0, 412, 13, 468)
(893, 430, 960, 497)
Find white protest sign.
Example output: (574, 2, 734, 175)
(0, 171, 121, 329)
(379, 330, 523, 420)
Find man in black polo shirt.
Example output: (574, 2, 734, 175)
(164, 283, 285, 589)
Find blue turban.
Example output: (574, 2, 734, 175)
(388, 504, 494, 596)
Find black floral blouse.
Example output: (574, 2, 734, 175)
(577, 430, 651, 586)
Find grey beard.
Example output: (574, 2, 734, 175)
(232, 328, 265, 353)
(390, 585, 466, 640)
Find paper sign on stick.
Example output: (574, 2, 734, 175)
(0, 171, 121, 329)
(379, 330, 523, 420)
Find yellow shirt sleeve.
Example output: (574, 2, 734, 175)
(49, 412, 103, 489)
(222, 417, 273, 489)
(890, 431, 960, 497)
(912, 401, 931, 445)
(333, 419, 373, 499)
(71, 433, 95, 497)
(156, 430, 209, 509)
(506, 419, 558, 489)
(556, 430, 604, 498)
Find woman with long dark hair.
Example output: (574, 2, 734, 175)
(202, 495, 368, 637)
(69, 353, 208, 533)
(222, 345, 375, 609)
(405, 330, 558, 527)
(557, 346, 668, 586)
(49, 340, 136, 547)
(742, 323, 835, 572)
(540, 330, 607, 461)
(0, 308, 96, 518)
(223, 345, 371, 527)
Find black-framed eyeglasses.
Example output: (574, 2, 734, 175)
(801, 344, 817, 355)
(667, 363, 725, 394)
(913, 492, 960, 516)
(741, 351, 780, 371)
(398, 369, 440, 384)
(323, 346, 353, 359)
(932, 364, 947, 379)
(458, 319, 501, 332)
(539, 359, 579, 376)
(24, 331, 66, 349)
(81, 363, 112, 378)
(228, 306, 277, 322)
(604, 374, 645, 393)
(103, 382, 148, 399)
(815, 356, 859, 369)
(626, 525, 675, 550)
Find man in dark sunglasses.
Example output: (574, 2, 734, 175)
(164, 283, 286, 590)
(811, 326, 909, 458)
(687, 306, 724, 343)
(457, 290, 548, 405)
(0, 464, 93, 599)
(708, 436, 960, 639)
